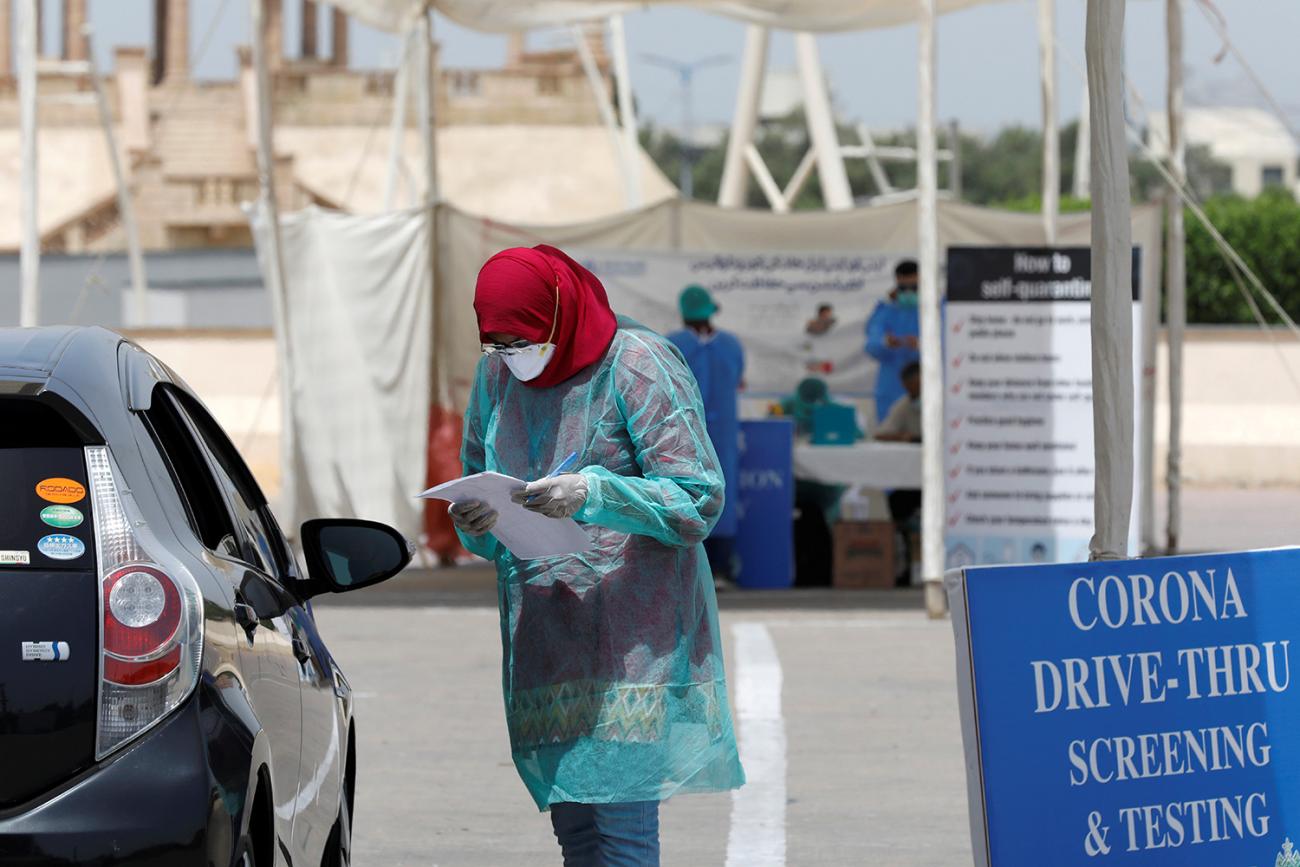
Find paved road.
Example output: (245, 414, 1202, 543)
(313, 484, 1300, 865)
(314, 602, 970, 867)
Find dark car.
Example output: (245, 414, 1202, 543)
(0, 326, 411, 866)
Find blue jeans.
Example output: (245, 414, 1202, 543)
(550, 801, 660, 867)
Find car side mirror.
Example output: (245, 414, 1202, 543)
(299, 518, 413, 596)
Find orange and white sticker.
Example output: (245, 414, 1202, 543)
(35, 478, 86, 504)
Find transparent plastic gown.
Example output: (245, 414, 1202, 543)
(458, 318, 746, 810)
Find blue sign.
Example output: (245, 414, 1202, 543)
(951, 548, 1300, 866)
(734, 419, 794, 589)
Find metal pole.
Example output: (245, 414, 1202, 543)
(794, 32, 852, 211)
(85, 25, 149, 326)
(1165, 0, 1186, 553)
(1085, 0, 1134, 561)
(644, 52, 728, 202)
(1038, 0, 1059, 243)
(1073, 79, 1091, 199)
(1139, 199, 1160, 555)
(608, 15, 642, 208)
(948, 119, 962, 200)
(250, 0, 297, 519)
(573, 23, 634, 208)
(415, 8, 447, 407)
(416, 12, 437, 206)
(383, 30, 414, 211)
(679, 68, 694, 198)
(18, 0, 39, 327)
(718, 25, 768, 208)
(917, 0, 946, 617)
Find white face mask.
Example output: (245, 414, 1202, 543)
(503, 343, 556, 382)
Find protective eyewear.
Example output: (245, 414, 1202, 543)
(481, 339, 536, 357)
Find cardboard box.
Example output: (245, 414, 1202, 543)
(832, 521, 896, 589)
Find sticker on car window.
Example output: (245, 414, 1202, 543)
(0, 550, 31, 566)
(21, 641, 71, 662)
(37, 534, 86, 561)
(35, 478, 86, 504)
(39, 505, 84, 529)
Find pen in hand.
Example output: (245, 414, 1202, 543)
(525, 451, 579, 504)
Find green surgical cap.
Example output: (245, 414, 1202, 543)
(679, 285, 719, 321)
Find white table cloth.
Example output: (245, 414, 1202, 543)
(793, 441, 923, 489)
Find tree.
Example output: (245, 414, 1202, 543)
(1185, 190, 1300, 324)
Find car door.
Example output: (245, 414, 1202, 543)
(140, 387, 306, 861)
(162, 389, 343, 863)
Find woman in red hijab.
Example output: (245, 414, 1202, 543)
(449, 245, 745, 866)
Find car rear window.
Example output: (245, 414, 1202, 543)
(0, 400, 87, 448)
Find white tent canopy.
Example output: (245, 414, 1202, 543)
(331, 0, 1004, 33)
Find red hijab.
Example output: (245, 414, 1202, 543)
(474, 245, 618, 389)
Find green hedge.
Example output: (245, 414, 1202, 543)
(993, 190, 1300, 324)
(1185, 191, 1300, 324)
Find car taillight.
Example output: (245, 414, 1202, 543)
(103, 565, 183, 686)
(85, 447, 203, 757)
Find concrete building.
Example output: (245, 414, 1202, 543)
(1149, 106, 1300, 200)
(0, 1, 674, 253)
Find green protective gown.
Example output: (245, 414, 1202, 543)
(458, 317, 746, 810)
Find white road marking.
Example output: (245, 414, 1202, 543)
(726, 623, 787, 867)
(756, 616, 944, 630)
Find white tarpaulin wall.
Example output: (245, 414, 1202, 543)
(438, 200, 1160, 409)
(254, 198, 1160, 544)
(251, 206, 433, 541)
(331, 0, 1005, 33)
(571, 248, 900, 398)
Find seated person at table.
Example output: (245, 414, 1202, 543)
(778, 376, 829, 437)
(773, 377, 847, 586)
(876, 362, 922, 586)
(875, 362, 921, 443)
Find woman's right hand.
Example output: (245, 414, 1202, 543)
(448, 500, 498, 536)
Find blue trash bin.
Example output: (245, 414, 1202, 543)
(734, 419, 795, 589)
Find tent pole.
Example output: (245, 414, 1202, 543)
(917, 0, 945, 617)
(573, 22, 634, 209)
(948, 119, 962, 200)
(608, 15, 642, 208)
(249, 0, 297, 519)
(416, 12, 438, 206)
(1037, 0, 1058, 243)
(415, 7, 448, 408)
(1138, 203, 1160, 555)
(85, 25, 149, 327)
(383, 30, 414, 211)
(795, 32, 852, 211)
(1085, 0, 1134, 561)
(1165, 0, 1185, 554)
(718, 25, 768, 208)
(18, 0, 38, 327)
(1073, 79, 1090, 199)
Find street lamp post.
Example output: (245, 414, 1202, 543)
(642, 53, 729, 199)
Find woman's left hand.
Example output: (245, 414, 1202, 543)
(512, 473, 589, 519)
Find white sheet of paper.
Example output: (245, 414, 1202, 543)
(418, 471, 593, 560)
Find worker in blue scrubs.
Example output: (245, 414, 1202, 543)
(865, 259, 921, 424)
(668, 285, 745, 588)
